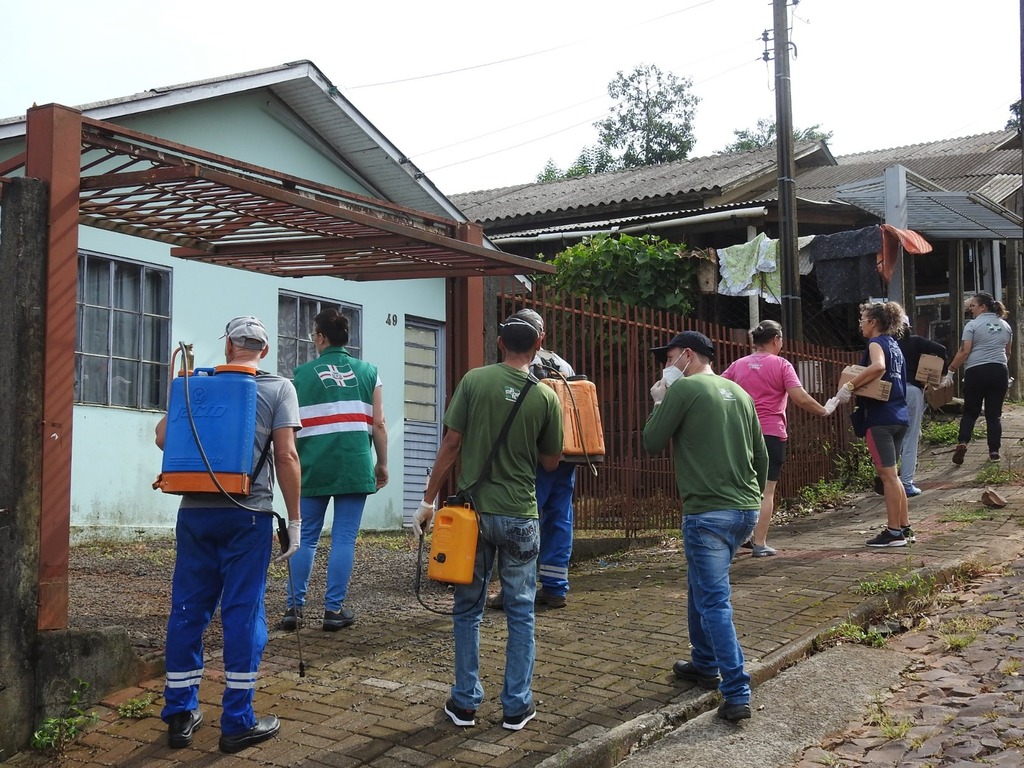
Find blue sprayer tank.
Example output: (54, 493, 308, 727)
(155, 364, 258, 495)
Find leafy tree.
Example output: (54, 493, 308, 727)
(1007, 100, 1021, 132)
(596, 64, 700, 168)
(535, 145, 619, 182)
(724, 117, 833, 152)
(536, 159, 563, 183)
(538, 233, 700, 314)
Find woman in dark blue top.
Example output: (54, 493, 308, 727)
(836, 302, 911, 548)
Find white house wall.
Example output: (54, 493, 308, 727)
(1, 89, 449, 541)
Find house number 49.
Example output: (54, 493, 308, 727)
(385, 313, 398, 326)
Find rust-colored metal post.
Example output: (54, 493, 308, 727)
(447, 222, 486, 389)
(25, 104, 81, 630)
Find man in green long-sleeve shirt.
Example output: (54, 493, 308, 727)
(643, 330, 767, 723)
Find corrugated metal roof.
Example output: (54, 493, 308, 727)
(794, 151, 1022, 206)
(836, 168, 1022, 240)
(836, 130, 1020, 165)
(450, 142, 833, 224)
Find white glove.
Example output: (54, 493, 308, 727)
(273, 519, 301, 563)
(834, 384, 853, 404)
(939, 371, 954, 388)
(650, 379, 668, 406)
(823, 397, 839, 416)
(412, 500, 435, 536)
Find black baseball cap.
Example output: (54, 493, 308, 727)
(650, 330, 715, 363)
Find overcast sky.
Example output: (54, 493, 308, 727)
(2, 0, 1020, 196)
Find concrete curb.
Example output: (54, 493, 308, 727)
(538, 534, 1024, 768)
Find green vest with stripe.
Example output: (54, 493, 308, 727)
(293, 346, 378, 496)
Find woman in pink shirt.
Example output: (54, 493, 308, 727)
(722, 321, 828, 556)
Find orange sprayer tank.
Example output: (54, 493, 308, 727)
(540, 376, 605, 462)
(428, 499, 479, 584)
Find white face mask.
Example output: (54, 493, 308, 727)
(662, 352, 690, 386)
(662, 365, 683, 386)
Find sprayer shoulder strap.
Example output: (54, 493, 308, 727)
(250, 370, 273, 481)
(466, 374, 537, 497)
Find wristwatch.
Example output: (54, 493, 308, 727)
(844, 381, 856, 392)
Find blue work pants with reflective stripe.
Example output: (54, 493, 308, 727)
(161, 507, 272, 736)
(536, 462, 575, 597)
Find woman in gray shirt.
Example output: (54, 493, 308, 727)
(949, 292, 1013, 463)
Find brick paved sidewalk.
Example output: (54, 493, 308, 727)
(33, 407, 1024, 768)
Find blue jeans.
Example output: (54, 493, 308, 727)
(537, 463, 576, 596)
(452, 513, 540, 717)
(288, 494, 367, 612)
(899, 384, 924, 487)
(683, 509, 757, 704)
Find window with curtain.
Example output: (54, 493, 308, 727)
(277, 292, 362, 377)
(75, 252, 171, 409)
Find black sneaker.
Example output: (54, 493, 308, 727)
(443, 698, 476, 727)
(740, 539, 753, 550)
(866, 529, 907, 548)
(717, 701, 752, 721)
(280, 607, 303, 631)
(902, 526, 917, 543)
(990, 451, 1001, 461)
(502, 702, 537, 731)
(672, 660, 720, 689)
(323, 607, 355, 631)
(167, 709, 203, 749)
(485, 591, 504, 611)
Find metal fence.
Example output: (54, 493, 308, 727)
(495, 280, 861, 535)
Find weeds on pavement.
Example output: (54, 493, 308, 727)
(116, 693, 155, 719)
(31, 678, 98, 757)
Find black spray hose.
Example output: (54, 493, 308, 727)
(178, 341, 305, 677)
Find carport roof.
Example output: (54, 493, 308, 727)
(835, 166, 1023, 240)
(0, 113, 552, 280)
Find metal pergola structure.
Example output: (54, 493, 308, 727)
(0, 104, 554, 632)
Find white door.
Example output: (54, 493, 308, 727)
(403, 319, 444, 526)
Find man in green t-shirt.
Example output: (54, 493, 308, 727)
(643, 330, 767, 723)
(414, 312, 563, 732)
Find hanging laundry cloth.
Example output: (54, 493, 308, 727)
(877, 225, 933, 281)
(718, 234, 818, 304)
(717, 232, 771, 297)
(807, 226, 885, 309)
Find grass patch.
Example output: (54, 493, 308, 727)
(921, 419, 983, 445)
(815, 621, 888, 650)
(1002, 658, 1022, 675)
(866, 698, 914, 741)
(938, 614, 999, 652)
(117, 693, 155, 719)
(940, 506, 995, 523)
(974, 463, 1024, 485)
(856, 571, 933, 597)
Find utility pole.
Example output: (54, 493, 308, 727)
(766, 0, 802, 340)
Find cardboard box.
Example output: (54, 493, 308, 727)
(915, 354, 944, 386)
(925, 381, 954, 409)
(838, 365, 892, 401)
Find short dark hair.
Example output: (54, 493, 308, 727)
(499, 314, 540, 354)
(314, 308, 349, 347)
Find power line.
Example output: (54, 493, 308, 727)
(347, 0, 720, 89)
(420, 55, 763, 175)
